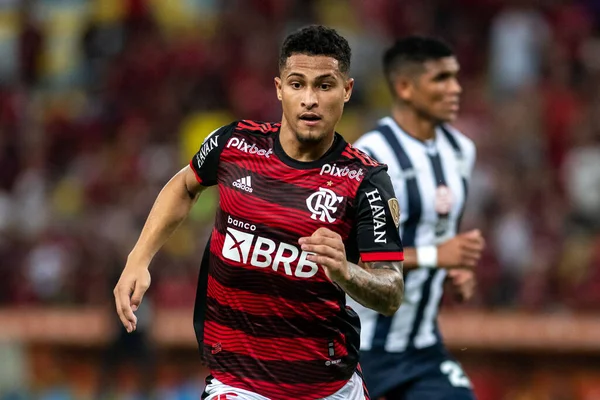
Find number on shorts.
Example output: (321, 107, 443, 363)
(440, 360, 472, 388)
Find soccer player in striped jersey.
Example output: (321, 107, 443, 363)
(346, 36, 486, 400)
(113, 26, 404, 400)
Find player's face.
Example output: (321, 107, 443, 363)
(401, 56, 461, 123)
(275, 54, 353, 144)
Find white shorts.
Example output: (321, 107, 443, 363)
(203, 371, 368, 400)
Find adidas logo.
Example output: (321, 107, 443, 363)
(233, 176, 253, 193)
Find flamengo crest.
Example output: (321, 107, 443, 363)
(306, 187, 344, 223)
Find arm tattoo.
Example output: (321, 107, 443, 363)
(338, 261, 404, 316)
(367, 261, 403, 272)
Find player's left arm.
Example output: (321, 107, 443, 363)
(339, 257, 404, 316)
(299, 168, 404, 316)
(300, 227, 403, 316)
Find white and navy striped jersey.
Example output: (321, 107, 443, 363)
(347, 116, 476, 353)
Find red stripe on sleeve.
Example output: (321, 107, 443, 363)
(360, 251, 404, 262)
(189, 159, 203, 183)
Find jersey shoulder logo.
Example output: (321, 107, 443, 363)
(388, 198, 400, 228)
(195, 131, 220, 169)
(365, 189, 387, 243)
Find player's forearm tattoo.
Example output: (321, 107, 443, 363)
(339, 261, 404, 316)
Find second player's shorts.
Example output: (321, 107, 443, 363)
(360, 344, 475, 400)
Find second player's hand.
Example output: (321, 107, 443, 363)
(299, 227, 349, 282)
(447, 269, 476, 302)
(113, 263, 151, 333)
(437, 229, 485, 269)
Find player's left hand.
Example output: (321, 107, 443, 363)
(447, 269, 476, 302)
(299, 227, 350, 282)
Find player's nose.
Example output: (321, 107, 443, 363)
(301, 88, 318, 109)
(449, 77, 462, 95)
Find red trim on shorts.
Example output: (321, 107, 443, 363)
(360, 251, 404, 262)
(355, 364, 370, 400)
(216, 394, 238, 399)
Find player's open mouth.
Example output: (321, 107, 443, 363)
(299, 113, 322, 126)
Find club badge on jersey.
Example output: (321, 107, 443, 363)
(434, 185, 454, 238)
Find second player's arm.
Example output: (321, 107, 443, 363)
(401, 248, 421, 270)
(401, 230, 485, 270)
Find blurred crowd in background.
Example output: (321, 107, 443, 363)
(0, 0, 599, 399)
(1, 0, 599, 312)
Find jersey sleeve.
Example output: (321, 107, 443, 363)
(354, 167, 404, 263)
(189, 122, 236, 187)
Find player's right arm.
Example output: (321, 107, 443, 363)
(401, 230, 485, 270)
(114, 123, 235, 333)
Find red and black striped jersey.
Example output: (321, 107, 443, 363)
(190, 120, 404, 400)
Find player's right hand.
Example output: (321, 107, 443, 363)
(113, 265, 151, 333)
(437, 229, 485, 269)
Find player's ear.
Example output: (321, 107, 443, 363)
(274, 77, 282, 101)
(394, 75, 413, 102)
(343, 77, 354, 103)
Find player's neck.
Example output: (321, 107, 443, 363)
(391, 105, 437, 142)
(278, 120, 335, 162)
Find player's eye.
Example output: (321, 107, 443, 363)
(320, 83, 332, 90)
(290, 82, 302, 89)
(434, 72, 453, 82)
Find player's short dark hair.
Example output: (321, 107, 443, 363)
(279, 25, 351, 75)
(383, 36, 454, 81)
